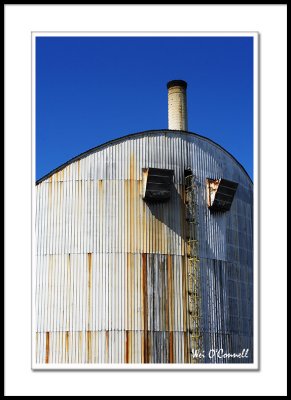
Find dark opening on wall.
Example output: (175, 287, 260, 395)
(206, 178, 238, 212)
(142, 168, 174, 202)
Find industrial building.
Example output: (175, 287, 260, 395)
(35, 80, 253, 364)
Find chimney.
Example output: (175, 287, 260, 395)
(167, 80, 188, 131)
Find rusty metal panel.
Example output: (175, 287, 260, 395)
(36, 330, 189, 364)
(35, 131, 253, 364)
(35, 253, 186, 334)
(36, 180, 186, 256)
(38, 132, 252, 259)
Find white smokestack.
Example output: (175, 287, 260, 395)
(167, 80, 188, 131)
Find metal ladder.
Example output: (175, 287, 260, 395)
(185, 173, 203, 363)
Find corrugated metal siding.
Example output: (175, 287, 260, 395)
(35, 331, 187, 364)
(35, 253, 186, 333)
(35, 131, 253, 364)
(36, 180, 185, 256)
(199, 259, 253, 363)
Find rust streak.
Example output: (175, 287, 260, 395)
(129, 154, 135, 253)
(77, 159, 80, 180)
(131, 253, 134, 333)
(87, 331, 92, 363)
(127, 254, 131, 331)
(128, 331, 131, 363)
(167, 255, 173, 332)
(125, 331, 129, 364)
(169, 331, 173, 364)
(129, 154, 135, 181)
(138, 180, 142, 251)
(161, 258, 165, 332)
(45, 332, 50, 364)
(143, 198, 146, 253)
(165, 260, 169, 332)
(65, 331, 69, 363)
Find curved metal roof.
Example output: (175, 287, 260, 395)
(36, 129, 253, 185)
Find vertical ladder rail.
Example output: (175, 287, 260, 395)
(185, 173, 203, 363)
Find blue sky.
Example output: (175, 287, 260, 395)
(36, 36, 253, 180)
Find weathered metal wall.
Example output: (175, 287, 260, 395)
(35, 131, 253, 364)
